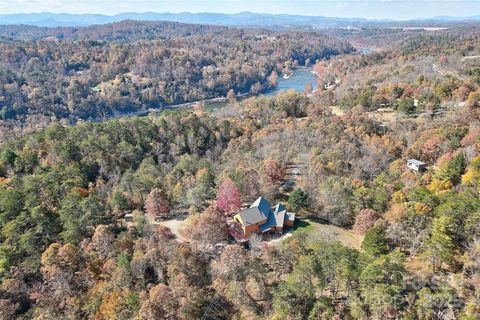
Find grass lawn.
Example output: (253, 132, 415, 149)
(293, 218, 364, 250)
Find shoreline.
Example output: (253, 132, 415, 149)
(83, 66, 319, 123)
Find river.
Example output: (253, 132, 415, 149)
(360, 48, 375, 54)
(265, 68, 319, 96)
(204, 68, 319, 111)
(85, 67, 320, 120)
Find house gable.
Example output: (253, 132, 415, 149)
(251, 196, 271, 217)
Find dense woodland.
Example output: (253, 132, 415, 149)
(314, 25, 480, 115)
(0, 21, 480, 320)
(0, 20, 353, 126)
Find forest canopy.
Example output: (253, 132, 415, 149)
(0, 20, 353, 124)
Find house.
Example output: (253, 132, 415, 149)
(324, 82, 335, 90)
(123, 213, 135, 228)
(407, 159, 427, 172)
(231, 197, 296, 242)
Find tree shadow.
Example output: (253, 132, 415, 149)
(274, 192, 289, 203)
(293, 219, 311, 231)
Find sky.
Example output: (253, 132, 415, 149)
(0, 0, 479, 20)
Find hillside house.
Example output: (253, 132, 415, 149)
(324, 82, 336, 90)
(407, 159, 427, 172)
(230, 197, 295, 242)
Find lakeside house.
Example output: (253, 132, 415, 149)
(324, 82, 336, 90)
(229, 197, 295, 243)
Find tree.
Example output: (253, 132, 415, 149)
(273, 256, 319, 319)
(145, 188, 171, 221)
(227, 89, 237, 103)
(40, 243, 84, 314)
(273, 240, 360, 319)
(187, 205, 229, 247)
(138, 284, 177, 320)
(261, 159, 285, 185)
(397, 98, 416, 115)
(428, 215, 455, 272)
(430, 153, 466, 189)
(308, 297, 333, 320)
(267, 71, 279, 87)
(359, 252, 406, 319)
(304, 83, 313, 94)
(188, 169, 216, 210)
(94, 289, 139, 320)
(466, 89, 480, 109)
(289, 188, 309, 212)
(0, 299, 17, 320)
(212, 244, 248, 281)
(110, 190, 130, 211)
(416, 286, 457, 320)
(216, 178, 241, 213)
(314, 177, 354, 227)
(0, 148, 17, 167)
(91, 225, 115, 260)
(353, 209, 379, 235)
(362, 226, 388, 256)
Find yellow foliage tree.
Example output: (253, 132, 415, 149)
(427, 179, 452, 193)
(462, 156, 480, 188)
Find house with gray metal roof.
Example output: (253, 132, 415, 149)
(231, 197, 296, 241)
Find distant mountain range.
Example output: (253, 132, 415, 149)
(0, 12, 479, 28)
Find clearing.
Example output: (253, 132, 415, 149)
(293, 219, 364, 250)
(159, 217, 190, 243)
(330, 105, 345, 116)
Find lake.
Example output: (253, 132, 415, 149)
(360, 48, 375, 54)
(204, 67, 319, 111)
(92, 67, 321, 117)
(265, 68, 318, 96)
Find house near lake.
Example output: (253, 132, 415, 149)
(229, 197, 295, 243)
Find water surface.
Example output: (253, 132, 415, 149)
(265, 68, 318, 96)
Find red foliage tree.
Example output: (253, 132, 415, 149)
(216, 178, 241, 213)
(145, 188, 170, 220)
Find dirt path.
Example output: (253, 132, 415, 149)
(462, 55, 480, 61)
(159, 218, 190, 242)
(281, 163, 304, 193)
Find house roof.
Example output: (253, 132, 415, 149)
(285, 212, 296, 222)
(273, 203, 286, 213)
(260, 223, 272, 233)
(251, 196, 271, 217)
(236, 197, 296, 230)
(267, 203, 286, 228)
(237, 207, 267, 226)
(407, 159, 426, 166)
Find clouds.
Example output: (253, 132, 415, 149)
(0, 0, 478, 19)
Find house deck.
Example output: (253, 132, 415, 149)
(228, 222, 248, 243)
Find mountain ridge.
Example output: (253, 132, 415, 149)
(0, 11, 479, 27)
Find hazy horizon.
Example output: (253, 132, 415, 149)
(0, 0, 479, 20)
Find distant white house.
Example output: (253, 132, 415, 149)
(407, 159, 427, 172)
(324, 82, 336, 90)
